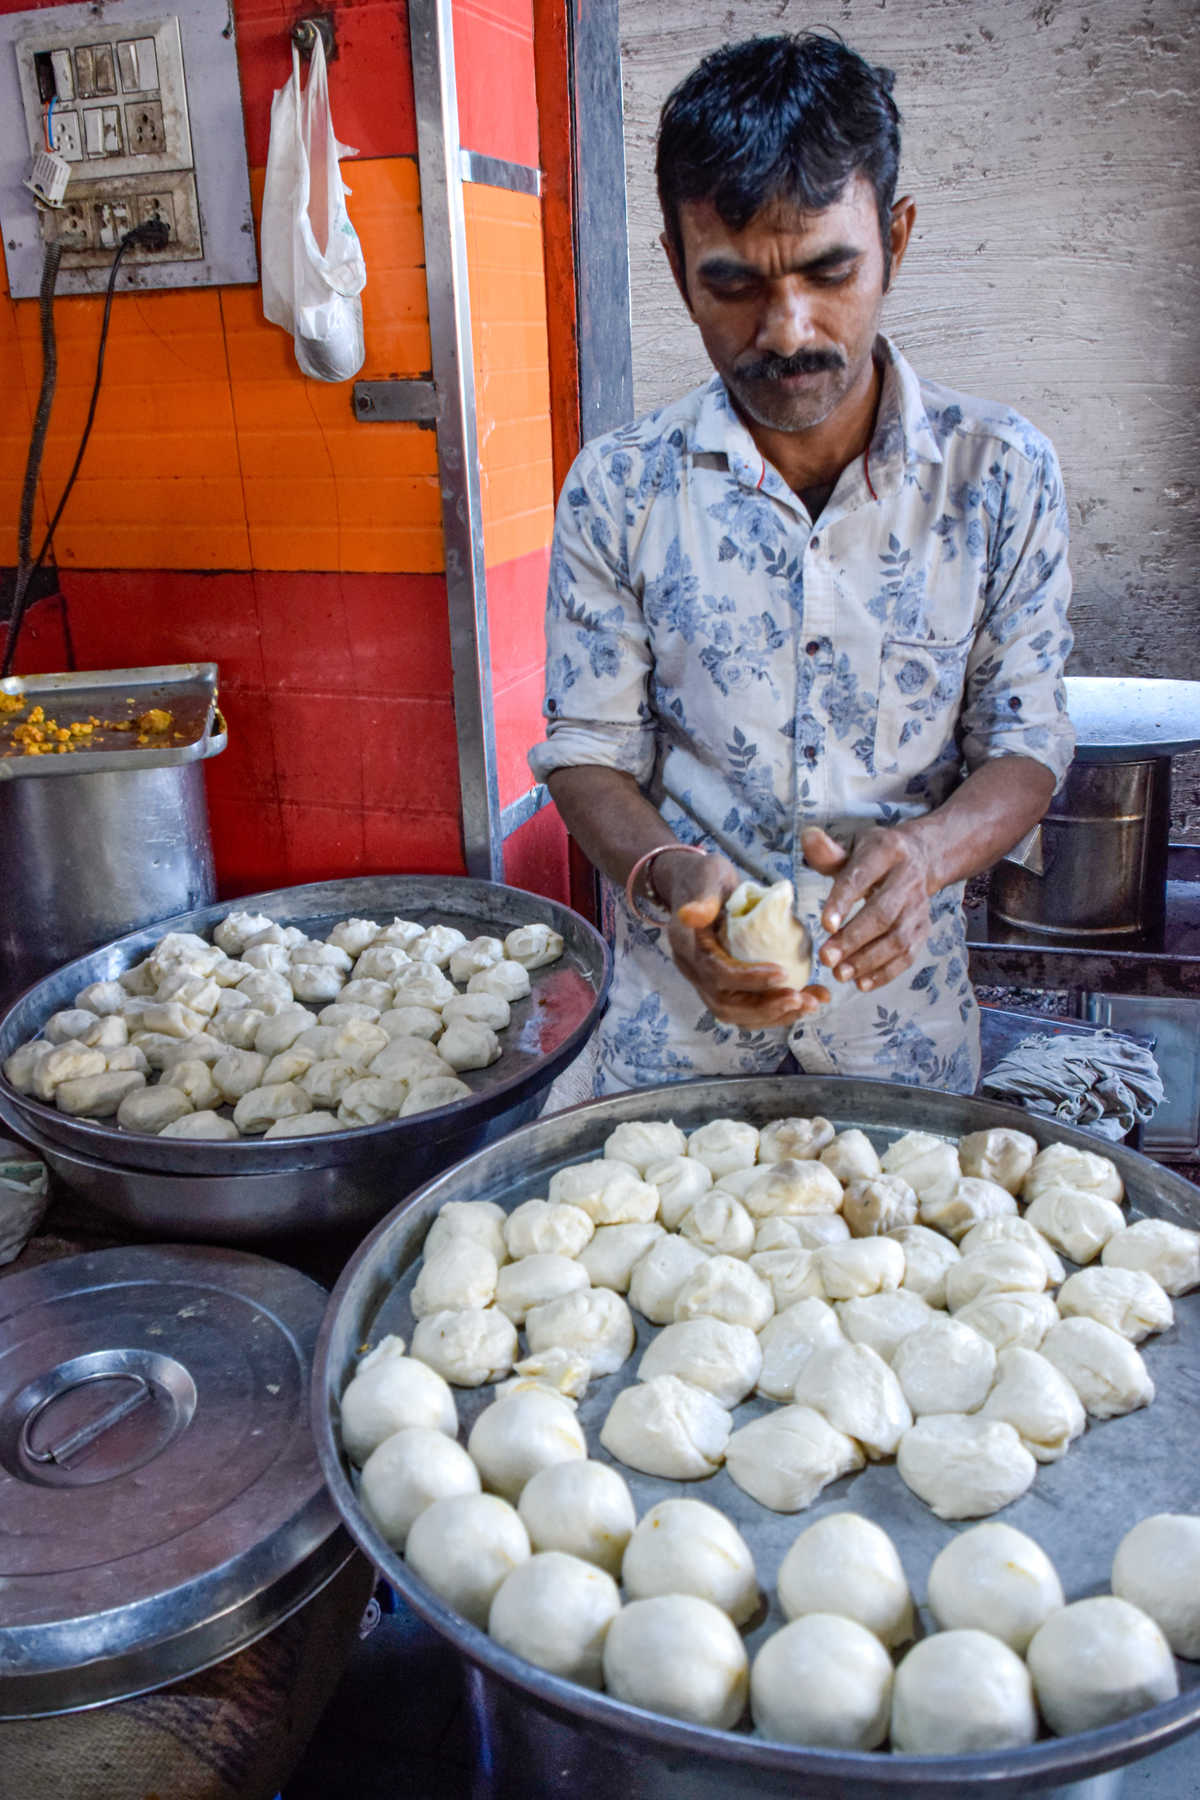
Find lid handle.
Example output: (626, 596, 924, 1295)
(21, 1371, 152, 1466)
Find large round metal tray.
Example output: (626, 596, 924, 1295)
(0, 876, 610, 1182)
(314, 1076, 1200, 1798)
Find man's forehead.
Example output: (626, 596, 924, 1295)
(679, 176, 878, 254)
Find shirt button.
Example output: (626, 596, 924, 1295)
(810, 535, 820, 550)
(804, 746, 817, 763)
(805, 640, 820, 656)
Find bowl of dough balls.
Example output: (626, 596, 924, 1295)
(0, 875, 609, 1239)
(314, 1072, 1200, 1797)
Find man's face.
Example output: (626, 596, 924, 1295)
(667, 175, 905, 436)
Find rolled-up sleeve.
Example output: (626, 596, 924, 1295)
(959, 439, 1075, 788)
(527, 448, 657, 788)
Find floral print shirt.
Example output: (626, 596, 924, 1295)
(529, 336, 1074, 1097)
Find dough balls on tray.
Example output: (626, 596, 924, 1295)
(335, 1103, 1198, 1763)
(7, 898, 567, 1142)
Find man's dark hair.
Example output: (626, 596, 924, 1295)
(657, 34, 902, 287)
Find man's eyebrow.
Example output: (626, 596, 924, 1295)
(696, 244, 864, 281)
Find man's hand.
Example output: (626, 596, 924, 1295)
(803, 824, 938, 993)
(657, 849, 830, 1028)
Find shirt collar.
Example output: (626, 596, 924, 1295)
(690, 334, 943, 498)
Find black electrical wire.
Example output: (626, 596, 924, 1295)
(2, 218, 170, 680)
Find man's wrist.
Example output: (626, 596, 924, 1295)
(648, 845, 706, 911)
(894, 815, 945, 897)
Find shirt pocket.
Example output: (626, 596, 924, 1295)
(874, 628, 975, 778)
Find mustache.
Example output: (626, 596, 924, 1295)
(737, 348, 846, 382)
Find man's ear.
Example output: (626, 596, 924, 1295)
(660, 229, 695, 315)
(885, 195, 917, 291)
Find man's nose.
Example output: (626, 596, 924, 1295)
(755, 283, 818, 357)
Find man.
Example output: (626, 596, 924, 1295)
(529, 33, 1073, 1096)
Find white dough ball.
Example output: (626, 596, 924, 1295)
(814, 1237, 905, 1300)
(957, 1126, 1038, 1194)
(755, 1297, 845, 1402)
(626, 1236, 712, 1325)
(498, 1347, 592, 1404)
(31, 1042, 106, 1100)
(944, 1242, 1048, 1313)
(959, 1214, 1066, 1284)
(547, 1159, 659, 1225)
(326, 917, 382, 957)
(424, 1200, 508, 1265)
(1025, 1187, 1127, 1265)
(448, 936, 505, 984)
(1024, 1141, 1123, 1206)
(117, 1083, 194, 1135)
(405, 1492, 530, 1628)
(842, 1174, 917, 1237)
(578, 1222, 665, 1292)
(927, 1521, 1065, 1653)
(517, 1461, 636, 1576)
(494, 1253, 589, 1326)
(980, 1346, 1086, 1462)
(467, 959, 531, 1001)
(889, 1223, 961, 1308)
(880, 1131, 961, 1209)
(233, 1082, 313, 1135)
(599, 1374, 731, 1480)
(724, 1405, 863, 1513)
(644, 1154, 712, 1229)
(777, 1512, 913, 1647)
(1039, 1317, 1154, 1418)
(672, 1253, 774, 1330)
(622, 1498, 758, 1625)
(730, 1159, 843, 1219)
(413, 924, 469, 968)
(160, 1058, 221, 1110)
(411, 1240, 499, 1319)
(262, 1110, 340, 1139)
(360, 1426, 481, 1548)
(503, 922, 565, 969)
(954, 1290, 1060, 1353)
(410, 1307, 518, 1386)
(638, 1317, 762, 1408)
(602, 1596, 748, 1730)
(1102, 1216, 1200, 1296)
(921, 1176, 1018, 1243)
(891, 1316, 997, 1416)
(603, 1118, 686, 1173)
(334, 1072, 411, 1124)
(755, 1213, 850, 1252)
(685, 1117, 759, 1176)
(43, 1007, 101, 1044)
(1112, 1514, 1200, 1659)
(439, 1021, 502, 1071)
(1027, 1597, 1178, 1734)
(819, 1127, 882, 1184)
(467, 1386, 586, 1501)
(54, 1070, 145, 1117)
(791, 1341, 912, 1458)
(162, 1110, 241, 1140)
(679, 1191, 755, 1259)
(1056, 1266, 1173, 1341)
(488, 1551, 620, 1686)
(339, 1337, 457, 1464)
(751, 1614, 893, 1749)
(891, 1630, 1037, 1752)
(836, 1289, 935, 1364)
(524, 1286, 636, 1378)
(757, 1115, 835, 1163)
(441, 992, 511, 1031)
(401, 1076, 472, 1115)
(746, 1249, 824, 1313)
(299, 1058, 357, 1109)
(379, 1006, 443, 1042)
(503, 1199, 594, 1261)
(212, 1047, 268, 1102)
(897, 1415, 1037, 1519)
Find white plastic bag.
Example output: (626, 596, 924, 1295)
(261, 38, 366, 382)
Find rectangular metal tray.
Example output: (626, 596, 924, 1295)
(0, 663, 223, 779)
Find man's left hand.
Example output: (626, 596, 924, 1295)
(802, 824, 938, 993)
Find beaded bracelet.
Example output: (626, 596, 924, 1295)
(624, 843, 708, 925)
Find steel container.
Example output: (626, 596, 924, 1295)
(0, 664, 227, 1006)
(0, 876, 609, 1239)
(314, 1075, 1200, 1800)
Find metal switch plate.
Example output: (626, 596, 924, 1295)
(0, 0, 256, 296)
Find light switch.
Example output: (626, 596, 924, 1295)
(96, 199, 132, 248)
(90, 43, 117, 95)
(73, 45, 95, 97)
(50, 48, 75, 101)
(134, 37, 158, 89)
(101, 105, 123, 154)
(117, 39, 138, 90)
(82, 106, 104, 156)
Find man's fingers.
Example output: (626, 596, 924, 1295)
(675, 893, 724, 931)
(823, 839, 901, 930)
(822, 882, 910, 969)
(800, 826, 850, 876)
(836, 928, 920, 984)
(853, 951, 915, 992)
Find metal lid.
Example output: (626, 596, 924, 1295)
(0, 1244, 351, 1718)
(1066, 676, 1200, 763)
(0, 663, 226, 780)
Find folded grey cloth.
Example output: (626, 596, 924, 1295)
(979, 1030, 1165, 1141)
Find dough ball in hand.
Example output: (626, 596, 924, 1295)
(897, 1415, 1036, 1519)
(599, 1374, 731, 1480)
(622, 1498, 759, 1625)
(751, 1614, 893, 1749)
(517, 1460, 636, 1576)
(777, 1512, 913, 1648)
(467, 1386, 586, 1501)
(602, 1596, 749, 1730)
(488, 1551, 620, 1687)
(339, 1337, 457, 1464)
(724, 1405, 863, 1513)
(360, 1426, 481, 1548)
(926, 1521, 1064, 1653)
(1027, 1597, 1178, 1734)
(891, 1630, 1037, 1753)
(1112, 1514, 1200, 1659)
(405, 1492, 530, 1628)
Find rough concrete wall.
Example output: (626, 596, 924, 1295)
(619, 0, 1200, 832)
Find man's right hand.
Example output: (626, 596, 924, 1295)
(656, 849, 830, 1029)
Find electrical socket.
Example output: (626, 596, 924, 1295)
(136, 191, 174, 241)
(53, 199, 93, 249)
(50, 109, 83, 162)
(95, 199, 133, 248)
(124, 100, 164, 155)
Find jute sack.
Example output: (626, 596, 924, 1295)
(0, 1553, 375, 1800)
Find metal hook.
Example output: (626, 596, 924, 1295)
(290, 14, 337, 61)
